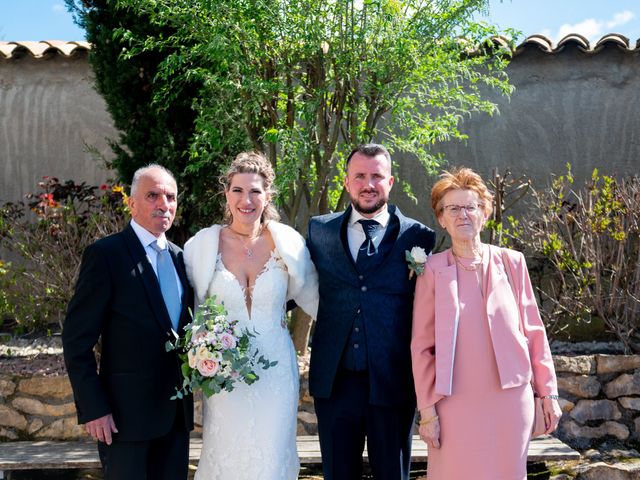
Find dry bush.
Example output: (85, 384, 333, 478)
(518, 166, 640, 353)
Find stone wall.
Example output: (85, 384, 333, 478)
(0, 356, 318, 441)
(1, 354, 639, 447)
(0, 374, 85, 440)
(555, 354, 640, 449)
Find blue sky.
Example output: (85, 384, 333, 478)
(0, 0, 639, 44)
(481, 0, 640, 43)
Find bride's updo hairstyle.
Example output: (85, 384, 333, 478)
(220, 151, 280, 224)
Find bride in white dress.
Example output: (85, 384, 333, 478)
(184, 152, 318, 480)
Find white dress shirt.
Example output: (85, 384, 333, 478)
(346, 206, 391, 261)
(130, 219, 184, 299)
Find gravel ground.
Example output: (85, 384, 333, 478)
(0, 335, 63, 357)
(2, 335, 626, 357)
(0, 335, 66, 377)
(0, 336, 626, 379)
(549, 340, 626, 355)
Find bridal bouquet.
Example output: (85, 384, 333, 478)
(166, 295, 276, 399)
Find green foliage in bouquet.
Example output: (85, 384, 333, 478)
(166, 295, 277, 399)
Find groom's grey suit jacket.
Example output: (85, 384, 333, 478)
(307, 205, 435, 407)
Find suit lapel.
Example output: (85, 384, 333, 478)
(356, 213, 400, 274)
(433, 252, 460, 394)
(352, 205, 404, 275)
(337, 207, 359, 273)
(333, 205, 410, 276)
(122, 224, 174, 334)
(168, 243, 191, 332)
(392, 206, 415, 238)
(483, 244, 512, 329)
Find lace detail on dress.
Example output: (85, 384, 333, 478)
(195, 250, 299, 480)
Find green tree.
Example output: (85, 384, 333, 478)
(113, 0, 514, 230)
(65, 0, 249, 242)
(68, 0, 515, 350)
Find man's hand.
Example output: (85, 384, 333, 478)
(85, 414, 118, 445)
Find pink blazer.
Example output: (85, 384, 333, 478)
(411, 245, 558, 410)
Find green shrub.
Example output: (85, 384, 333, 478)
(518, 165, 640, 353)
(0, 177, 128, 334)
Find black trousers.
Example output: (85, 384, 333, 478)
(97, 403, 190, 480)
(315, 370, 415, 480)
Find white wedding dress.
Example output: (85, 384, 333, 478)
(194, 250, 300, 480)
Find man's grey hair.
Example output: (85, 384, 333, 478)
(130, 164, 177, 196)
(346, 144, 391, 168)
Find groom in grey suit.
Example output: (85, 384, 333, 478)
(307, 144, 435, 479)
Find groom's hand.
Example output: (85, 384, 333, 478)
(85, 414, 118, 445)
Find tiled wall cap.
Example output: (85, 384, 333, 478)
(518, 33, 637, 55)
(1, 35, 639, 61)
(0, 41, 90, 60)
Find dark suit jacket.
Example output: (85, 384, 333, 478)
(307, 205, 435, 407)
(62, 223, 194, 442)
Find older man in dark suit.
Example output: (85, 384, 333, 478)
(307, 144, 435, 480)
(62, 164, 194, 480)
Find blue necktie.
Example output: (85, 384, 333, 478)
(151, 241, 181, 331)
(356, 219, 379, 269)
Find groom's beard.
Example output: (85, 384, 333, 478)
(350, 192, 388, 215)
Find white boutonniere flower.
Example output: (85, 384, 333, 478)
(405, 246, 427, 279)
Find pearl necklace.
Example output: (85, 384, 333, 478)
(451, 246, 484, 271)
(226, 225, 263, 258)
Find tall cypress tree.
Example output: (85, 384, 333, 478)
(66, 0, 244, 242)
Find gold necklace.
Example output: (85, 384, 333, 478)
(452, 246, 484, 271)
(227, 225, 263, 259)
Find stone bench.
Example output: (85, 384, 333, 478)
(0, 435, 579, 478)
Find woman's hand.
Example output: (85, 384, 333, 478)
(542, 397, 562, 434)
(418, 407, 441, 449)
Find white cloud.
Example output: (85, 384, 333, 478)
(548, 10, 636, 43)
(52, 3, 65, 13)
(606, 10, 635, 29)
(556, 18, 602, 41)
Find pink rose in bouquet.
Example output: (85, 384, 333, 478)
(219, 332, 237, 350)
(197, 359, 220, 377)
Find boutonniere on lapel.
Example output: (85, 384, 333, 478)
(405, 246, 427, 279)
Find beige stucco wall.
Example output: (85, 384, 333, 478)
(393, 42, 640, 226)
(2, 41, 638, 225)
(0, 52, 116, 203)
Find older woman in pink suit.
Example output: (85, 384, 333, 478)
(411, 167, 562, 480)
